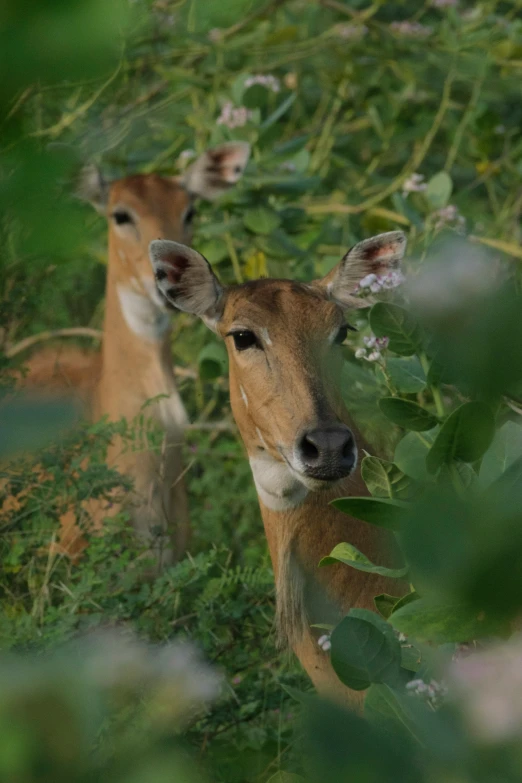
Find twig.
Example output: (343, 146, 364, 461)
(186, 421, 236, 432)
(5, 328, 103, 358)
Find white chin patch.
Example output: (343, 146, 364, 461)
(117, 284, 171, 342)
(249, 453, 309, 512)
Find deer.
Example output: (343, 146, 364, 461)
(12, 142, 251, 569)
(148, 229, 408, 705)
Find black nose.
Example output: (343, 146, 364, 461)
(297, 425, 356, 480)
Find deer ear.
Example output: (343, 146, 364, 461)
(317, 230, 407, 308)
(76, 165, 110, 214)
(182, 141, 251, 200)
(149, 240, 223, 326)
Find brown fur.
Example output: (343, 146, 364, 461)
(15, 173, 193, 566)
(217, 279, 407, 707)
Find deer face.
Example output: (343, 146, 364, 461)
(149, 231, 406, 508)
(78, 143, 251, 321)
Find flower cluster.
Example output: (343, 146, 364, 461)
(431, 0, 458, 7)
(355, 335, 389, 362)
(449, 635, 522, 743)
(318, 634, 332, 652)
(244, 74, 280, 93)
(217, 101, 253, 129)
(407, 677, 448, 710)
(402, 172, 427, 196)
(335, 23, 369, 40)
(354, 270, 405, 296)
(390, 21, 433, 37)
(432, 204, 466, 232)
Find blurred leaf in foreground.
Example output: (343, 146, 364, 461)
(0, 392, 81, 457)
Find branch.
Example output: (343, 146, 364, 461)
(5, 328, 103, 358)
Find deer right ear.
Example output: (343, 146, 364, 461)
(76, 165, 110, 214)
(182, 142, 251, 200)
(149, 240, 223, 325)
(317, 230, 407, 309)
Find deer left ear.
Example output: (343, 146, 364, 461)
(149, 240, 223, 327)
(317, 230, 407, 308)
(182, 142, 251, 200)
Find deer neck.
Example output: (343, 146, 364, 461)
(252, 439, 395, 650)
(96, 238, 187, 432)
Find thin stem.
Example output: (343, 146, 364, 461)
(420, 353, 445, 419)
(224, 224, 243, 284)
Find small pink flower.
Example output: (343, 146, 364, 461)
(390, 21, 433, 37)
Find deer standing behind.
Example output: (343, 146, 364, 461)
(149, 230, 408, 704)
(14, 142, 250, 569)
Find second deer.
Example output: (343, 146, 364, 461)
(14, 142, 250, 568)
(149, 230, 407, 704)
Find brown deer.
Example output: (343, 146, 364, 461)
(13, 142, 250, 568)
(148, 230, 407, 704)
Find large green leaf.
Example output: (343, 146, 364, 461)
(319, 543, 408, 579)
(198, 342, 228, 381)
(370, 303, 423, 357)
(331, 497, 407, 531)
(478, 420, 522, 487)
(385, 357, 427, 393)
(379, 398, 438, 432)
(243, 206, 281, 235)
(361, 456, 411, 499)
(330, 609, 402, 690)
(426, 401, 495, 473)
(390, 598, 506, 643)
(364, 684, 426, 745)
(394, 429, 437, 482)
(425, 171, 453, 210)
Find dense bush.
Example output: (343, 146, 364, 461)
(2, 0, 522, 781)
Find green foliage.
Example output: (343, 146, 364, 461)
(3, 0, 522, 781)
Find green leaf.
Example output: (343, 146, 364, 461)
(478, 420, 522, 487)
(394, 429, 437, 482)
(331, 609, 402, 690)
(243, 206, 281, 235)
(365, 684, 425, 744)
(426, 401, 495, 473)
(319, 543, 408, 579)
(361, 456, 411, 499)
(195, 238, 229, 265)
(374, 594, 403, 619)
(370, 303, 422, 357)
(197, 342, 228, 381)
(386, 357, 426, 393)
(331, 497, 407, 531)
(390, 591, 419, 615)
(425, 171, 453, 210)
(255, 229, 305, 259)
(390, 598, 506, 643)
(379, 398, 438, 432)
(0, 396, 80, 457)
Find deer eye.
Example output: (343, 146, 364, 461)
(334, 323, 356, 344)
(230, 330, 259, 351)
(184, 205, 197, 224)
(112, 209, 133, 225)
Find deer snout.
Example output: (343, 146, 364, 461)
(297, 425, 356, 481)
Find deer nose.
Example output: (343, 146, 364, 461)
(298, 425, 356, 480)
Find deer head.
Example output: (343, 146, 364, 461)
(77, 143, 251, 339)
(149, 231, 406, 509)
